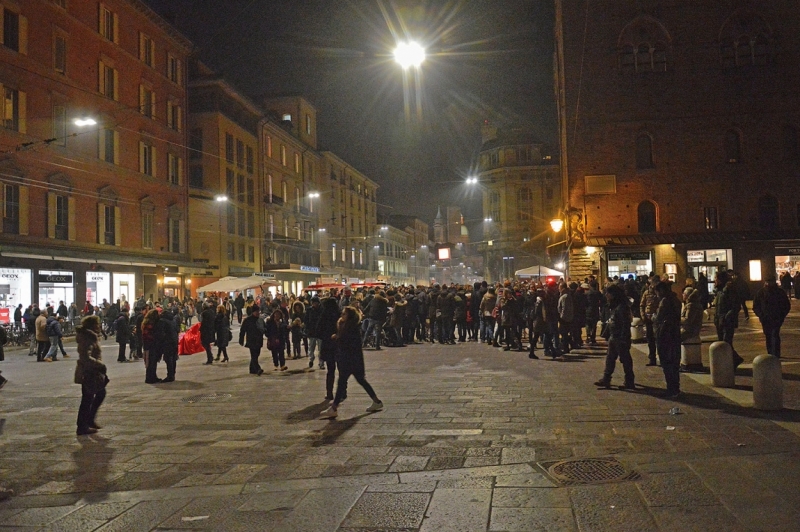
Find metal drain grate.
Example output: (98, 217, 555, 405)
(182, 392, 232, 404)
(539, 457, 640, 486)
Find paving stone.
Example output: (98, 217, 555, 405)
(399, 463, 535, 484)
(366, 481, 436, 492)
(425, 456, 465, 470)
(500, 447, 537, 464)
(156, 494, 247, 529)
(276, 487, 364, 531)
(437, 477, 494, 489)
(463, 457, 500, 467)
(573, 504, 659, 532)
(494, 473, 556, 488)
(489, 507, 577, 531)
(389, 456, 429, 472)
(420, 488, 491, 532)
(341, 492, 429, 529)
(649, 505, 746, 532)
(0, 505, 79, 527)
(636, 472, 721, 507)
(492, 487, 571, 508)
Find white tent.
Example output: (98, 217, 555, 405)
(197, 275, 279, 293)
(514, 265, 565, 278)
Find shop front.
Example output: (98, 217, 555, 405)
(260, 264, 330, 298)
(606, 251, 652, 279)
(38, 270, 75, 309)
(0, 268, 32, 321)
(686, 248, 732, 295)
(774, 245, 800, 277)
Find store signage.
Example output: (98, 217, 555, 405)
(0, 273, 20, 279)
(300, 265, 320, 273)
(607, 252, 650, 261)
(687, 250, 705, 262)
(38, 273, 73, 283)
(255, 272, 276, 279)
(775, 247, 800, 256)
(87, 274, 108, 282)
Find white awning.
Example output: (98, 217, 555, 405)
(514, 265, 565, 278)
(197, 275, 279, 293)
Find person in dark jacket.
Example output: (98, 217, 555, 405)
(157, 309, 179, 382)
(654, 282, 682, 398)
(453, 290, 467, 343)
(753, 276, 791, 357)
(318, 297, 341, 400)
(234, 293, 245, 324)
(115, 312, 130, 362)
(714, 271, 744, 370)
(320, 306, 383, 419)
(571, 283, 587, 349)
(238, 306, 265, 375)
(141, 309, 162, 384)
(594, 284, 635, 390)
(44, 313, 63, 362)
(199, 303, 217, 365)
(585, 282, 602, 345)
(305, 297, 323, 368)
(364, 291, 389, 350)
(214, 304, 231, 362)
(74, 315, 107, 435)
(265, 309, 287, 371)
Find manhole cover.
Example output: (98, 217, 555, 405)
(539, 457, 640, 486)
(182, 392, 232, 404)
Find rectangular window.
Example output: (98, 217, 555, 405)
(226, 168, 234, 196)
(168, 153, 180, 185)
(237, 174, 245, 203)
(266, 135, 272, 157)
(3, 184, 19, 234)
(54, 195, 68, 240)
(247, 210, 255, 238)
(332, 245, 336, 262)
(53, 105, 66, 146)
(168, 218, 180, 253)
(167, 54, 181, 84)
(306, 114, 311, 135)
(166, 99, 181, 131)
(2, 88, 19, 131)
(248, 246, 255, 263)
(225, 133, 234, 163)
(236, 139, 244, 168)
(189, 166, 203, 189)
(227, 242, 235, 261)
(139, 142, 155, 176)
(226, 204, 235, 234)
(238, 244, 245, 262)
(3, 9, 19, 52)
(294, 153, 300, 174)
(246, 146, 254, 174)
(103, 205, 115, 245)
(189, 128, 203, 159)
(280, 145, 286, 166)
(237, 207, 245, 236)
(139, 86, 155, 118)
(54, 35, 66, 74)
(99, 62, 117, 100)
(139, 33, 154, 67)
(703, 207, 718, 230)
(99, 129, 117, 164)
(247, 179, 254, 206)
(142, 212, 153, 249)
(99, 5, 117, 42)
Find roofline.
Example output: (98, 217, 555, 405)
(188, 78, 263, 117)
(320, 151, 379, 189)
(129, 0, 193, 53)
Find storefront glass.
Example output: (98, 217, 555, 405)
(687, 248, 732, 295)
(774, 246, 800, 277)
(606, 251, 652, 279)
(86, 272, 111, 307)
(113, 273, 136, 307)
(0, 268, 32, 322)
(38, 270, 75, 309)
(163, 276, 181, 299)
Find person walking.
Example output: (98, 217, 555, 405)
(238, 306, 265, 375)
(114, 311, 130, 363)
(141, 309, 163, 384)
(654, 282, 682, 398)
(318, 297, 340, 400)
(585, 282, 602, 345)
(74, 315, 108, 436)
(234, 292, 245, 324)
(199, 303, 216, 366)
(594, 284, 635, 390)
(265, 309, 287, 371)
(214, 304, 231, 362)
(752, 276, 791, 357)
(305, 296, 322, 368)
(43, 312, 63, 362)
(290, 301, 305, 359)
(320, 306, 383, 419)
(640, 276, 661, 367)
(557, 282, 574, 354)
(13, 304, 22, 332)
(157, 308, 179, 382)
(679, 286, 705, 372)
(35, 308, 50, 362)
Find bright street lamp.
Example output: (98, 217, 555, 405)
(466, 177, 479, 185)
(214, 194, 228, 202)
(73, 117, 97, 127)
(393, 42, 426, 69)
(484, 217, 493, 223)
(550, 218, 564, 233)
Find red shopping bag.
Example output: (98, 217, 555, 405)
(178, 322, 205, 356)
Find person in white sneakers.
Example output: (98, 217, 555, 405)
(321, 306, 383, 419)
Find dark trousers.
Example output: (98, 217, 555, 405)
(571, 321, 584, 348)
(644, 319, 657, 363)
(165, 357, 177, 379)
(58, 338, 68, 356)
(603, 339, 635, 384)
(270, 348, 285, 368)
(456, 319, 467, 342)
(325, 359, 337, 399)
(543, 321, 559, 356)
(586, 319, 598, 343)
(117, 342, 127, 362)
(202, 341, 213, 364)
(762, 323, 782, 357)
(559, 320, 572, 352)
(36, 340, 50, 361)
(77, 382, 106, 431)
(145, 352, 160, 383)
(236, 307, 243, 323)
(715, 320, 743, 363)
(658, 337, 681, 393)
(249, 346, 262, 374)
(333, 362, 377, 406)
(135, 336, 143, 358)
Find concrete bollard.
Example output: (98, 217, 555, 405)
(681, 336, 704, 372)
(753, 354, 783, 411)
(709, 341, 735, 387)
(630, 317, 644, 342)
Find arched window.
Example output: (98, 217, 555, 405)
(636, 135, 654, 169)
(783, 125, 799, 162)
(724, 130, 741, 163)
(719, 10, 773, 68)
(618, 16, 671, 73)
(638, 201, 657, 233)
(758, 195, 779, 229)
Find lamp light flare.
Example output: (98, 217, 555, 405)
(214, 194, 228, 202)
(73, 118, 97, 126)
(550, 218, 564, 233)
(394, 41, 426, 69)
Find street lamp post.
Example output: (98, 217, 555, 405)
(394, 41, 426, 122)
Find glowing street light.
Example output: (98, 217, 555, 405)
(308, 192, 320, 198)
(393, 42, 426, 69)
(466, 177, 479, 185)
(214, 194, 228, 202)
(73, 118, 97, 127)
(484, 217, 493, 223)
(550, 218, 564, 233)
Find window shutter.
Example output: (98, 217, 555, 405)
(177, 58, 182, 85)
(177, 156, 183, 186)
(18, 15, 27, 55)
(98, 61, 104, 93)
(151, 146, 156, 178)
(139, 32, 145, 62)
(150, 91, 156, 119)
(113, 130, 119, 164)
(177, 105, 183, 132)
(112, 68, 118, 100)
(97, 203, 105, 243)
(98, 129, 104, 160)
(17, 91, 26, 133)
(179, 219, 186, 254)
(114, 206, 121, 246)
(98, 4, 103, 35)
(139, 85, 144, 114)
(67, 196, 76, 240)
(138, 141, 145, 173)
(166, 100, 172, 128)
(0, 7, 5, 46)
(18, 185, 28, 235)
(47, 192, 56, 239)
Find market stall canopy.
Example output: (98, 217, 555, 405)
(197, 275, 279, 293)
(514, 265, 565, 278)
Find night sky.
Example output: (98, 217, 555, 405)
(145, 0, 556, 227)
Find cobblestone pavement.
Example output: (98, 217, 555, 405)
(2, 306, 800, 531)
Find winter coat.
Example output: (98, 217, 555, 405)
(714, 282, 740, 327)
(45, 316, 62, 338)
(318, 298, 341, 363)
(585, 288, 602, 321)
(156, 313, 179, 361)
(335, 321, 366, 372)
(572, 290, 587, 327)
(215, 312, 231, 348)
(36, 313, 49, 341)
(74, 326, 106, 385)
(453, 292, 467, 321)
(265, 317, 287, 352)
(654, 291, 682, 343)
(639, 286, 660, 320)
(390, 299, 407, 328)
(304, 304, 322, 338)
(199, 308, 216, 344)
(753, 283, 791, 327)
(238, 314, 265, 349)
(608, 300, 632, 344)
(480, 292, 497, 317)
(368, 294, 390, 323)
(115, 314, 130, 343)
(557, 291, 574, 323)
(439, 292, 455, 318)
(680, 288, 704, 342)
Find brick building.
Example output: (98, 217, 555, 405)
(0, 0, 191, 311)
(555, 0, 800, 292)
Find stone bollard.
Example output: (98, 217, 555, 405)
(630, 317, 644, 342)
(681, 336, 704, 372)
(753, 354, 783, 411)
(709, 341, 735, 387)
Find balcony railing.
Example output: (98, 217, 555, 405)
(264, 233, 311, 249)
(296, 205, 311, 216)
(263, 194, 284, 206)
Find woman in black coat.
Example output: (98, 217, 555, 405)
(320, 306, 383, 418)
(317, 297, 341, 401)
(114, 313, 130, 363)
(264, 309, 287, 371)
(214, 304, 231, 362)
(199, 304, 217, 365)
